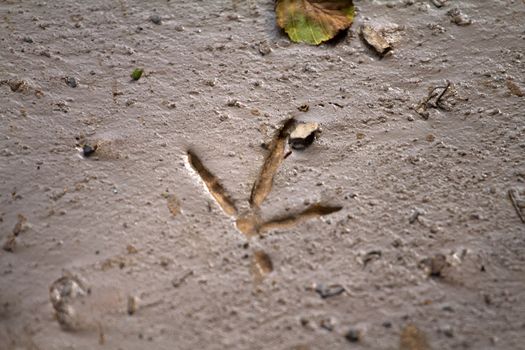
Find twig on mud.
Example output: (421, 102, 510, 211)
(172, 270, 194, 288)
(416, 81, 453, 119)
(434, 81, 451, 109)
(508, 189, 525, 223)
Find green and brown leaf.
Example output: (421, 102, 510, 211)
(275, 0, 355, 45)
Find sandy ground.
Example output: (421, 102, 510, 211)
(1, 0, 525, 349)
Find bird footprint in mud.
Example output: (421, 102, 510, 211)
(186, 118, 342, 282)
(186, 118, 342, 238)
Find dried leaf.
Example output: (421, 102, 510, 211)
(275, 0, 355, 45)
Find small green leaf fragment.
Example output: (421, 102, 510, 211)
(131, 68, 143, 81)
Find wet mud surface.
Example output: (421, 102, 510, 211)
(1, 0, 524, 349)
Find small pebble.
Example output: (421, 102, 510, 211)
(441, 325, 454, 338)
(315, 283, 345, 299)
(345, 328, 361, 343)
(487, 108, 501, 116)
(289, 122, 320, 150)
(448, 8, 472, 26)
(65, 77, 77, 88)
(409, 209, 422, 224)
(149, 14, 162, 25)
(82, 144, 97, 157)
(258, 41, 272, 56)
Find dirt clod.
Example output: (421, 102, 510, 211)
(419, 254, 449, 277)
(49, 274, 90, 331)
(126, 244, 138, 254)
(506, 79, 524, 97)
(2, 79, 28, 93)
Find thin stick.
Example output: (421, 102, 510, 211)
(509, 189, 525, 223)
(435, 81, 451, 109)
